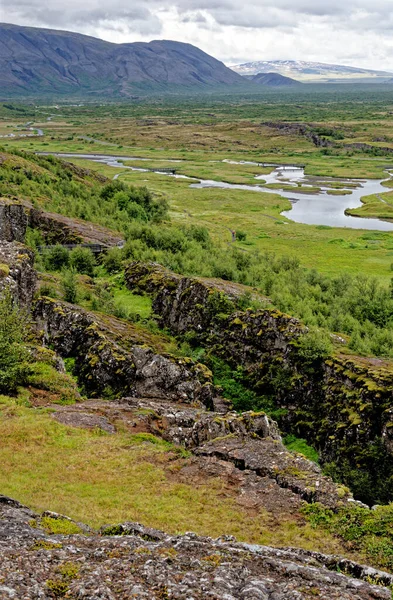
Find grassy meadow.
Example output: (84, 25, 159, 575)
(3, 92, 393, 282)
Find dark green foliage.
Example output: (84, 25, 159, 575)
(303, 502, 393, 572)
(101, 181, 168, 222)
(61, 269, 78, 304)
(103, 247, 123, 273)
(44, 245, 69, 271)
(0, 292, 31, 392)
(293, 328, 333, 368)
(69, 247, 95, 276)
(323, 439, 393, 506)
(208, 356, 275, 413)
(236, 230, 247, 242)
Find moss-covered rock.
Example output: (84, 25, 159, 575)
(0, 241, 36, 306)
(33, 297, 215, 404)
(125, 261, 393, 503)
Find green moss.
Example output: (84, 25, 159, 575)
(32, 516, 83, 535)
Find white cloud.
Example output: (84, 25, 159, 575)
(3, 0, 393, 70)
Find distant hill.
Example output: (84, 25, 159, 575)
(230, 60, 393, 83)
(250, 72, 300, 86)
(0, 23, 244, 97)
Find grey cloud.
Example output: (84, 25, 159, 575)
(6, 0, 393, 31)
(180, 12, 208, 24)
(5, 0, 393, 66)
(5, 0, 162, 34)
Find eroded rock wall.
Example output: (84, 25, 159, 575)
(33, 297, 215, 405)
(0, 241, 36, 306)
(125, 262, 393, 502)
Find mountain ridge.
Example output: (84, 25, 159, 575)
(0, 22, 244, 97)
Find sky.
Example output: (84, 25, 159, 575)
(2, 0, 393, 70)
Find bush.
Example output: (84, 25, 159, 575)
(103, 247, 123, 273)
(61, 269, 78, 303)
(294, 328, 333, 367)
(303, 502, 393, 571)
(69, 247, 95, 276)
(44, 245, 69, 271)
(0, 292, 31, 392)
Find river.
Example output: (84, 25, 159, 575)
(38, 153, 393, 232)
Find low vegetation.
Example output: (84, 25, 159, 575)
(3, 92, 393, 575)
(304, 502, 393, 573)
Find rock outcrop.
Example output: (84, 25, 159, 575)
(0, 494, 391, 599)
(0, 241, 36, 306)
(0, 198, 124, 246)
(33, 297, 215, 405)
(125, 261, 393, 503)
(0, 201, 28, 243)
(47, 397, 356, 510)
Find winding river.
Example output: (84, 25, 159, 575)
(39, 153, 393, 232)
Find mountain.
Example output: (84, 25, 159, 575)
(230, 60, 393, 83)
(250, 72, 301, 86)
(0, 23, 244, 97)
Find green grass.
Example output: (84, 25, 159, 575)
(304, 502, 393, 573)
(283, 434, 319, 464)
(112, 288, 152, 320)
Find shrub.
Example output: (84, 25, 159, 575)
(236, 230, 247, 242)
(294, 328, 333, 367)
(69, 247, 95, 276)
(44, 245, 70, 271)
(103, 247, 123, 273)
(61, 269, 78, 304)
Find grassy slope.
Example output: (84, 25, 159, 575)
(0, 394, 351, 557)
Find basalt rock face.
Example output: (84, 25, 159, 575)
(0, 201, 28, 242)
(0, 198, 124, 246)
(0, 495, 391, 600)
(125, 262, 393, 503)
(0, 241, 36, 306)
(33, 297, 215, 404)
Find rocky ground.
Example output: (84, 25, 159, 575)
(0, 494, 392, 600)
(47, 397, 355, 511)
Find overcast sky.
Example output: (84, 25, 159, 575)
(2, 0, 393, 69)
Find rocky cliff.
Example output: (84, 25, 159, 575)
(125, 261, 393, 503)
(33, 297, 215, 405)
(0, 197, 124, 246)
